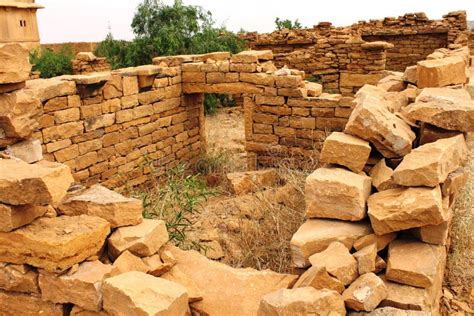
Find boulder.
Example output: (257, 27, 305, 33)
(226, 169, 279, 195)
(319, 132, 371, 173)
(369, 159, 400, 192)
(108, 219, 169, 260)
(305, 167, 372, 221)
(0, 290, 64, 316)
(0, 215, 110, 272)
(102, 271, 189, 316)
(416, 56, 467, 88)
(59, 185, 143, 228)
(353, 233, 397, 252)
(0, 203, 48, 232)
(308, 242, 358, 285)
(367, 186, 446, 235)
(257, 287, 346, 316)
(0, 159, 74, 206)
(292, 266, 345, 294)
(39, 260, 113, 311)
(342, 273, 387, 312)
(291, 219, 372, 268)
(6, 139, 43, 163)
(344, 89, 416, 158)
(110, 251, 149, 276)
(386, 239, 446, 288)
(392, 135, 468, 187)
(353, 243, 377, 275)
(160, 245, 297, 316)
(0, 263, 39, 293)
(0, 43, 31, 84)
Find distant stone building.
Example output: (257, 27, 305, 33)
(0, 0, 44, 50)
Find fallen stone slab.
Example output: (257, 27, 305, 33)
(226, 169, 279, 195)
(305, 167, 372, 221)
(0, 263, 39, 294)
(110, 250, 149, 276)
(292, 266, 345, 294)
(368, 186, 446, 235)
(344, 89, 416, 158)
(0, 43, 31, 84)
(386, 239, 446, 289)
(40, 260, 113, 311)
(0, 290, 64, 316)
(411, 203, 452, 246)
(0, 203, 48, 232)
(353, 243, 377, 275)
(309, 242, 358, 285)
(0, 159, 74, 206)
(108, 219, 169, 260)
(320, 132, 371, 173)
(369, 159, 400, 192)
(59, 184, 143, 228)
(103, 271, 189, 316)
(291, 219, 372, 268)
(392, 135, 468, 187)
(160, 245, 297, 316)
(417, 56, 467, 88)
(6, 139, 43, 163)
(142, 254, 173, 277)
(257, 287, 346, 315)
(381, 278, 439, 313)
(419, 123, 463, 146)
(353, 233, 397, 252)
(343, 273, 388, 312)
(0, 215, 110, 272)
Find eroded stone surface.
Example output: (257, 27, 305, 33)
(369, 159, 400, 192)
(417, 56, 467, 88)
(0, 204, 48, 232)
(0, 215, 110, 272)
(291, 219, 372, 268)
(226, 169, 279, 195)
(0, 43, 31, 84)
(59, 184, 143, 228)
(0, 263, 39, 293)
(293, 266, 345, 294)
(0, 290, 64, 316)
(353, 243, 377, 275)
(305, 167, 372, 221)
(342, 273, 387, 312)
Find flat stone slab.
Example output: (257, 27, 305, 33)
(305, 167, 372, 221)
(0, 203, 48, 232)
(0, 290, 64, 316)
(0, 43, 31, 84)
(386, 239, 446, 289)
(293, 266, 345, 294)
(342, 273, 387, 312)
(59, 184, 143, 228)
(0, 215, 110, 273)
(0, 263, 39, 294)
(417, 56, 467, 88)
(381, 278, 439, 313)
(291, 219, 372, 268)
(368, 186, 446, 235)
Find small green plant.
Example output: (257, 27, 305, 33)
(135, 163, 215, 250)
(29, 46, 74, 78)
(275, 17, 303, 31)
(204, 94, 237, 115)
(307, 74, 322, 84)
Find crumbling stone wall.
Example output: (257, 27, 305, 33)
(469, 31, 474, 55)
(72, 52, 112, 75)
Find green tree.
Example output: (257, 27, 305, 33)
(275, 17, 303, 31)
(29, 46, 74, 78)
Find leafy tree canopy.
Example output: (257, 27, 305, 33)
(275, 17, 303, 31)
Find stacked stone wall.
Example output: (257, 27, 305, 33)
(72, 57, 111, 75)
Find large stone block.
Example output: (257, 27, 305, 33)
(257, 288, 346, 316)
(6, 139, 43, 163)
(59, 185, 143, 228)
(39, 260, 113, 311)
(0, 159, 74, 206)
(305, 167, 372, 221)
(0, 290, 64, 316)
(290, 219, 372, 268)
(0, 263, 39, 294)
(344, 90, 416, 158)
(103, 271, 189, 316)
(0, 203, 48, 232)
(342, 273, 387, 312)
(0, 43, 31, 84)
(417, 56, 467, 88)
(293, 266, 345, 294)
(0, 215, 110, 272)
(368, 186, 446, 235)
(392, 135, 468, 187)
(369, 159, 399, 192)
(320, 132, 371, 173)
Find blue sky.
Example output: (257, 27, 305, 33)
(37, 0, 474, 43)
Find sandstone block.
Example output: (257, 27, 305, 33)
(6, 139, 43, 163)
(344, 90, 416, 158)
(309, 242, 358, 285)
(353, 243, 377, 274)
(0, 159, 74, 206)
(111, 250, 149, 276)
(368, 186, 446, 235)
(392, 135, 468, 187)
(305, 167, 372, 221)
(340, 73, 382, 88)
(0, 290, 64, 316)
(293, 266, 345, 294)
(417, 56, 467, 88)
(352, 307, 431, 315)
(59, 185, 143, 228)
(108, 219, 169, 259)
(257, 288, 346, 316)
(0, 43, 31, 84)
(353, 233, 397, 252)
(442, 167, 468, 202)
(0, 90, 42, 139)
(226, 169, 279, 195)
(71, 306, 108, 316)
(161, 265, 203, 303)
(231, 50, 273, 63)
(386, 239, 446, 288)
(143, 254, 173, 277)
(291, 219, 372, 268)
(342, 273, 388, 312)
(0, 215, 110, 272)
(320, 132, 371, 173)
(381, 278, 439, 312)
(403, 65, 417, 84)
(419, 123, 462, 146)
(369, 159, 400, 192)
(0, 263, 39, 293)
(103, 271, 189, 316)
(40, 260, 113, 311)
(0, 203, 48, 232)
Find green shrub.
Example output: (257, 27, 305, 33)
(204, 94, 236, 115)
(30, 46, 74, 78)
(275, 17, 303, 30)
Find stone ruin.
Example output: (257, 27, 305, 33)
(72, 52, 112, 75)
(0, 10, 473, 316)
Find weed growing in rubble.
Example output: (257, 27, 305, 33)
(137, 164, 216, 249)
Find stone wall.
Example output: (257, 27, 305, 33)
(72, 52, 112, 75)
(40, 41, 99, 55)
(470, 31, 474, 55)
